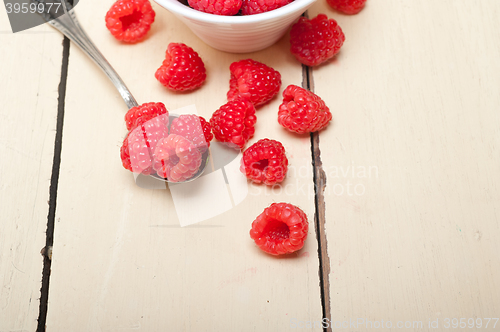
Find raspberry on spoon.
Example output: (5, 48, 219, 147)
(120, 113, 169, 175)
(153, 134, 203, 182)
(170, 114, 213, 152)
(120, 126, 154, 175)
(124, 102, 168, 131)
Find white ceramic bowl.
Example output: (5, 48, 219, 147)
(153, 0, 317, 53)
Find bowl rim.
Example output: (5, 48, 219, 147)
(153, 0, 317, 24)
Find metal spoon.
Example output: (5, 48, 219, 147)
(35, 0, 209, 183)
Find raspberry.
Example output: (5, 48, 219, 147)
(278, 85, 332, 134)
(170, 114, 213, 152)
(153, 134, 203, 182)
(240, 0, 292, 15)
(240, 139, 288, 185)
(227, 59, 281, 108)
(326, 0, 367, 14)
(105, 0, 156, 43)
(188, 0, 242, 16)
(120, 114, 169, 174)
(290, 14, 345, 66)
(124, 102, 168, 131)
(210, 99, 257, 149)
(250, 203, 309, 255)
(120, 127, 154, 174)
(155, 43, 207, 92)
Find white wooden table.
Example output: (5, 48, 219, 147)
(1, 0, 499, 331)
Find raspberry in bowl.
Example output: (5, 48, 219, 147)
(153, 0, 317, 53)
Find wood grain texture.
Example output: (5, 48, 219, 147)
(310, 0, 500, 330)
(45, 1, 323, 331)
(0, 10, 63, 332)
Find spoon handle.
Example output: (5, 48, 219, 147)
(42, 1, 139, 109)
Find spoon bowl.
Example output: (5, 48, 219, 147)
(146, 114, 210, 183)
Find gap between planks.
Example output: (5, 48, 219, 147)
(36, 35, 71, 332)
(303, 64, 332, 332)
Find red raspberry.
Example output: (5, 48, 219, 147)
(326, 0, 367, 14)
(120, 114, 169, 174)
(170, 114, 213, 152)
(227, 59, 281, 108)
(155, 43, 207, 92)
(120, 127, 153, 175)
(240, 0, 292, 15)
(105, 0, 156, 43)
(210, 99, 257, 149)
(124, 102, 168, 131)
(278, 85, 332, 134)
(188, 0, 242, 16)
(290, 14, 345, 66)
(153, 134, 203, 182)
(250, 203, 309, 255)
(240, 139, 288, 185)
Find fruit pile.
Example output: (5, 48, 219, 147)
(120, 103, 213, 181)
(185, 0, 294, 16)
(107, 0, 367, 255)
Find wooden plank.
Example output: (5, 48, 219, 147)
(311, 0, 500, 330)
(0, 10, 64, 332)
(45, 1, 323, 331)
